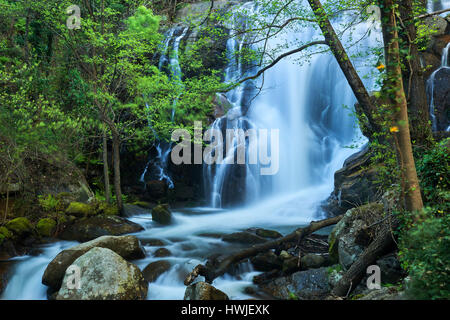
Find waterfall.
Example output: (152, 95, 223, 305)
(140, 26, 189, 188)
(204, 0, 380, 209)
(427, 42, 450, 132)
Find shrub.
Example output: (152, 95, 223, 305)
(399, 209, 450, 300)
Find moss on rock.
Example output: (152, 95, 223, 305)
(5, 217, 33, 236)
(36, 218, 57, 237)
(0, 226, 13, 245)
(65, 202, 95, 218)
(151, 204, 172, 225)
(97, 202, 119, 216)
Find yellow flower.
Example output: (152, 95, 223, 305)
(390, 126, 399, 133)
(376, 63, 385, 71)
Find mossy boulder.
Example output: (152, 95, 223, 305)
(151, 204, 172, 225)
(36, 218, 57, 237)
(5, 217, 33, 237)
(59, 215, 144, 242)
(65, 202, 96, 218)
(97, 202, 119, 216)
(0, 226, 13, 245)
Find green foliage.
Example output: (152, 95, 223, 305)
(38, 194, 61, 212)
(396, 140, 450, 299)
(398, 208, 450, 300)
(416, 139, 450, 214)
(36, 218, 57, 237)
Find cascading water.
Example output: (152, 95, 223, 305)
(140, 26, 189, 188)
(203, 1, 380, 209)
(2, 0, 389, 300)
(427, 42, 450, 132)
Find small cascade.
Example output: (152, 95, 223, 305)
(427, 42, 450, 132)
(141, 26, 189, 188)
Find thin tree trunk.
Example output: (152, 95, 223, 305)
(111, 129, 123, 214)
(379, 0, 424, 212)
(399, 0, 433, 148)
(307, 0, 381, 135)
(102, 125, 111, 204)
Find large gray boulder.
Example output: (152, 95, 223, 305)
(328, 203, 384, 270)
(43, 235, 145, 290)
(184, 282, 229, 300)
(59, 215, 144, 242)
(56, 247, 148, 300)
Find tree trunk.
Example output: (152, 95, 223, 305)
(332, 217, 398, 297)
(184, 215, 342, 285)
(399, 0, 433, 148)
(379, 0, 424, 212)
(307, 0, 381, 135)
(111, 129, 123, 214)
(102, 125, 111, 204)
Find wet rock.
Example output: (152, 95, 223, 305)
(357, 287, 405, 300)
(123, 203, 148, 217)
(0, 260, 13, 295)
(376, 254, 405, 285)
(301, 253, 327, 270)
(282, 257, 300, 274)
(143, 260, 171, 283)
(184, 281, 229, 300)
(261, 267, 330, 300)
(222, 232, 267, 245)
(323, 145, 382, 216)
(420, 52, 442, 78)
(254, 228, 283, 239)
(59, 215, 144, 242)
(154, 248, 171, 257)
(42, 235, 145, 290)
(250, 251, 282, 272)
(423, 16, 449, 37)
(152, 204, 172, 225)
(56, 247, 148, 300)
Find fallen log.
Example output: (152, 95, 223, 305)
(331, 217, 399, 297)
(184, 215, 342, 286)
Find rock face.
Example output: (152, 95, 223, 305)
(59, 215, 144, 242)
(43, 235, 145, 290)
(323, 145, 382, 216)
(184, 282, 229, 300)
(328, 203, 384, 270)
(151, 204, 172, 225)
(143, 260, 171, 283)
(261, 268, 330, 300)
(56, 247, 148, 300)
